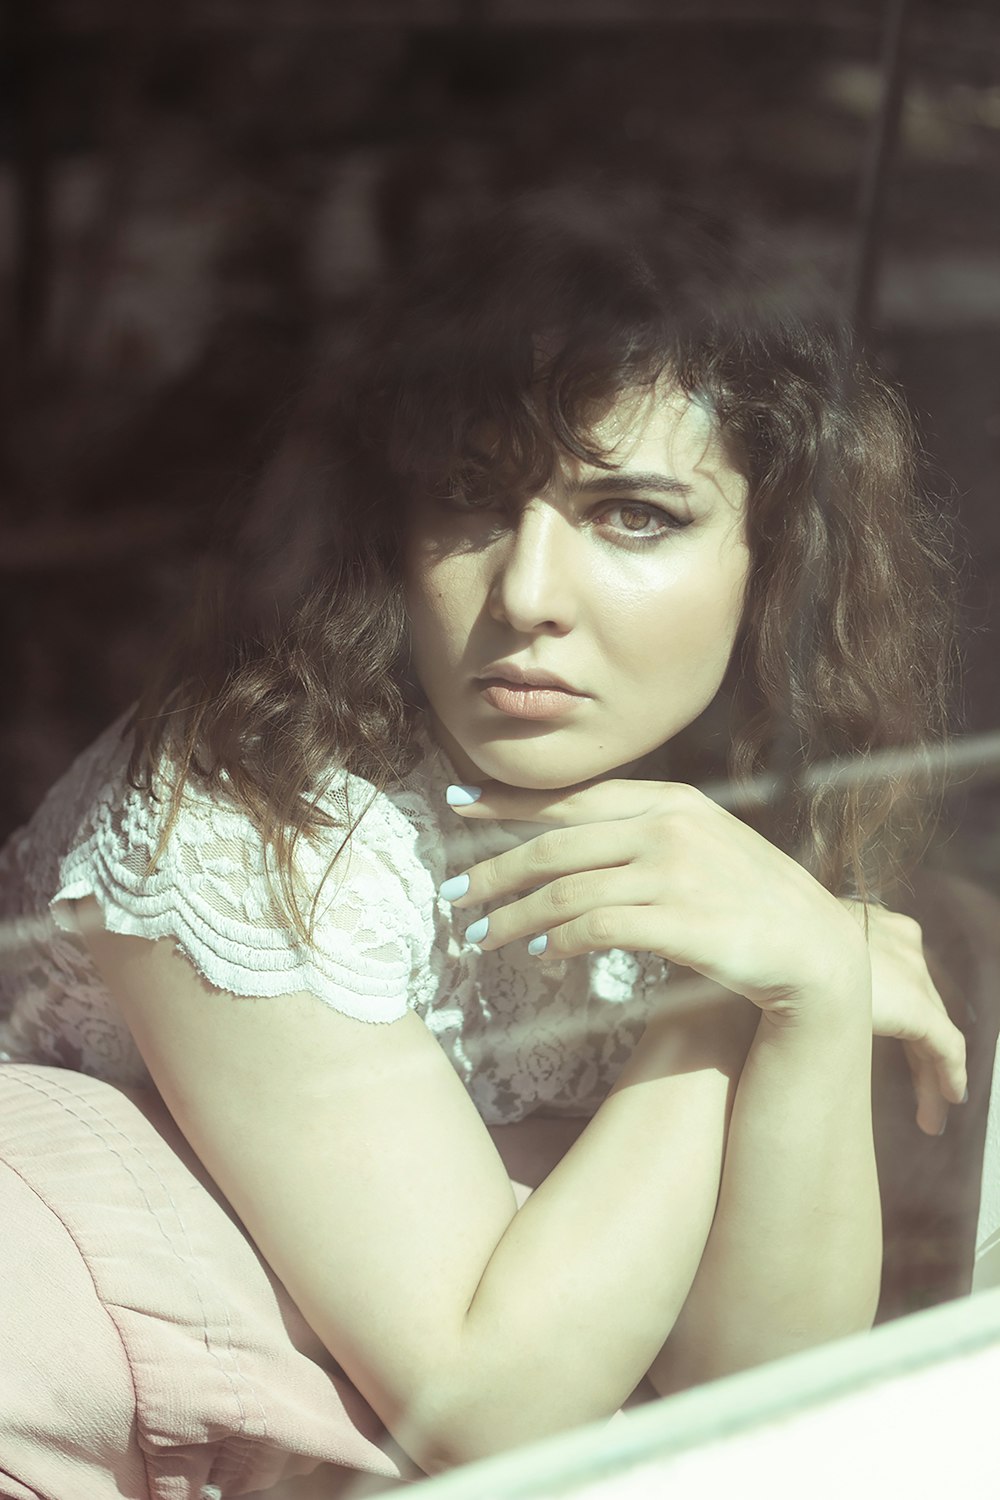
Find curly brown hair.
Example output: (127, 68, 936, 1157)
(130, 189, 958, 937)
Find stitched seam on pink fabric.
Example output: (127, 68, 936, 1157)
(3, 1069, 269, 1471)
(0, 1151, 155, 1500)
(5, 1068, 262, 1449)
(0, 1465, 46, 1500)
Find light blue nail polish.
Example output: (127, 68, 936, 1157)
(937, 1118, 948, 1137)
(446, 784, 482, 807)
(962, 1087, 969, 1104)
(527, 934, 549, 957)
(439, 873, 471, 902)
(465, 916, 490, 944)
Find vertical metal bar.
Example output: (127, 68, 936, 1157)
(851, 0, 912, 335)
(770, 3, 914, 860)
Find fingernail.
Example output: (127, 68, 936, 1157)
(465, 916, 489, 944)
(961, 1087, 969, 1104)
(937, 1118, 948, 1137)
(527, 934, 549, 957)
(446, 785, 482, 807)
(439, 873, 471, 902)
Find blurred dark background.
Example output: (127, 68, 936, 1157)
(2, 0, 999, 1311)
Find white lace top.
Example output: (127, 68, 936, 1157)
(0, 716, 667, 1123)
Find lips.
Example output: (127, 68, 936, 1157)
(479, 682, 584, 720)
(478, 662, 585, 695)
(475, 663, 589, 722)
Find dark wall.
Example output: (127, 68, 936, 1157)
(3, 1, 999, 870)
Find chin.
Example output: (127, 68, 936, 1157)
(467, 738, 629, 792)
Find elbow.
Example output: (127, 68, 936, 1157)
(391, 1410, 510, 1478)
(391, 1380, 603, 1476)
(392, 1398, 535, 1476)
(381, 1376, 494, 1475)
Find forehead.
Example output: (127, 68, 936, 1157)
(567, 383, 745, 508)
(585, 384, 710, 464)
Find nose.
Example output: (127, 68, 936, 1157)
(488, 501, 577, 635)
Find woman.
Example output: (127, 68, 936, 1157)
(0, 192, 966, 1478)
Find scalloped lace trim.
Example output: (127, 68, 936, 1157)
(1, 718, 669, 1121)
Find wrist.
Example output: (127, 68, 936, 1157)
(760, 946, 873, 1035)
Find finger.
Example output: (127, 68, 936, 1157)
(445, 776, 696, 828)
(463, 866, 655, 954)
(445, 822, 640, 909)
(903, 1041, 949, 1137)
(897, 999, 967, 1104)
(915, 1016, 968, 1108)
(542, 905, 678, 962)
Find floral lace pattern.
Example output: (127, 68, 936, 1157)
(0, 716, 668, 1123)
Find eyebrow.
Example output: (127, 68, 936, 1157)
(568, 471, 695, 500)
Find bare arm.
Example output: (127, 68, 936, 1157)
(649, 981, 880, 1394)
(78, 906, 741, 1473)
(75, 768, 887, 1470)
(649, 902, 968, 1394)
(440, 777, 882, 1411)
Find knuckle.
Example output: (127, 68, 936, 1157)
(527, 831, 564, 874)
(583, 909, 617, 946)
(925, 986, 948, 1016)
(652, 784, 707, 834)
(471, 855, 509, 896)
(547, 875, 583, 914)
(670, 780, 704, 808)
(932, 1019, 965, 1065)
(889, 911, 924, 944)
(650, 810, 680, 845)
(673, 781, 713, 819)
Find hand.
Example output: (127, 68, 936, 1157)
(842, 902, 967, 1136)
(443, 778, 869, 1022)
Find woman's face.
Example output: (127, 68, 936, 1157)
(403, 385, 751, 789)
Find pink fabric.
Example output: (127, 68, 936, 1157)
(0, 1065, 409, 1499)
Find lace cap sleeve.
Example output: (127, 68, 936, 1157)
(52, 764, 434, 1023)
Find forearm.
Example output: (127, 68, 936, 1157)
(405, 998, 747, 1467)
(649, 974, 881, 1395)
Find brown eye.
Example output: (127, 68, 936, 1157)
(619, 504, 651, 532)
(593, 501, 690, 545)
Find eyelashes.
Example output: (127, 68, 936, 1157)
(439, 495, 692, 547)
(592, 501, 691, 545)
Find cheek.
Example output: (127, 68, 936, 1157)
(402, 551, 439, 660)
(404, 549, 480, 657)
(603, 545, 749, 672)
